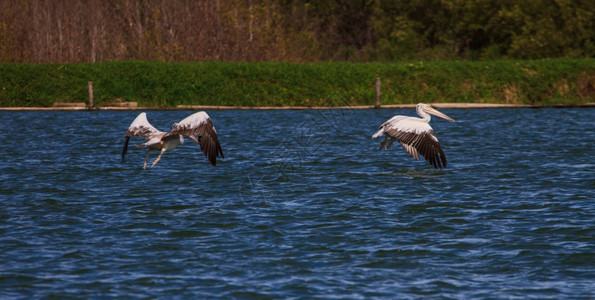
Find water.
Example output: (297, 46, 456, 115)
(1, 108, 593, 298)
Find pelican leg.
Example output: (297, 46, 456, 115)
(379, 136, 388, 151)
(143, 149, 151, 169)
(151, 148, 166, 168)
(385, 138, 394, 150)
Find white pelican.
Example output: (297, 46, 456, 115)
(372, 103, 455, 169)
(121, 112, 223, 168)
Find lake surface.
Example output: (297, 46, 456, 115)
(1, 107, 593, 298)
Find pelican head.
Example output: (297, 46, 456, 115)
(417, 103, 455, 122)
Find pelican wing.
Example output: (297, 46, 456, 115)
(165, 112, 224, 166)
(382, 118, 447, 169)
(124, 112, 164, 139)
(122, 112, 165, 163)
(398, 141, 420, 160)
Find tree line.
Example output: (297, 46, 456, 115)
(0, 0, 593, 63)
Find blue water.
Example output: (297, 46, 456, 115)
(1, 108, 593, 298)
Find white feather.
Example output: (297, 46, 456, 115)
(129, 112, 149, 128)
(371, 128, 384, 138)
(388, 117, 432, 134)
(173, 111, 211, 130)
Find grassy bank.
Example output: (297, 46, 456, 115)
(0, 59, 593, 108)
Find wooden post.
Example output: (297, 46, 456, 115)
(375, 77, 381, 108)
(87, 81, 94, 109)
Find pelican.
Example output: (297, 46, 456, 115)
(372, 103, 455, 169)
(121, 112, 224, 169)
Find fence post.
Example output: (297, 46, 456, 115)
(88, 81, 94, 109)
(375, 77, 381, 108)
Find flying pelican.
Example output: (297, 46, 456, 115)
(372, 103, 455, 169)
(121, 112, 224, 169)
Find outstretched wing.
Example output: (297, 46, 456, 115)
(382, 117, 447, 169)
(122, 112, 164, 162)
(165, 111, 224, 166)
(124, 112, 163, 139)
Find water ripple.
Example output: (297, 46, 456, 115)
(0, 108, 593, 298)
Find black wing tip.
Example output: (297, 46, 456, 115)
(417, 146, 447, 169)
(208, 149, 218, 166)
(429, 154, 447, 169)
(121, 136, 130, 163)
(200, 138, 223, 167)
(208, 144, 224, 166)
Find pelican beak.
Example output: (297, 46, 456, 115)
(426, 106, 455, 122)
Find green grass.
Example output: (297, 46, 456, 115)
(0, 59, 593, 107)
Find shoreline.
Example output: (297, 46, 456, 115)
(1, 103, 593, 111)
